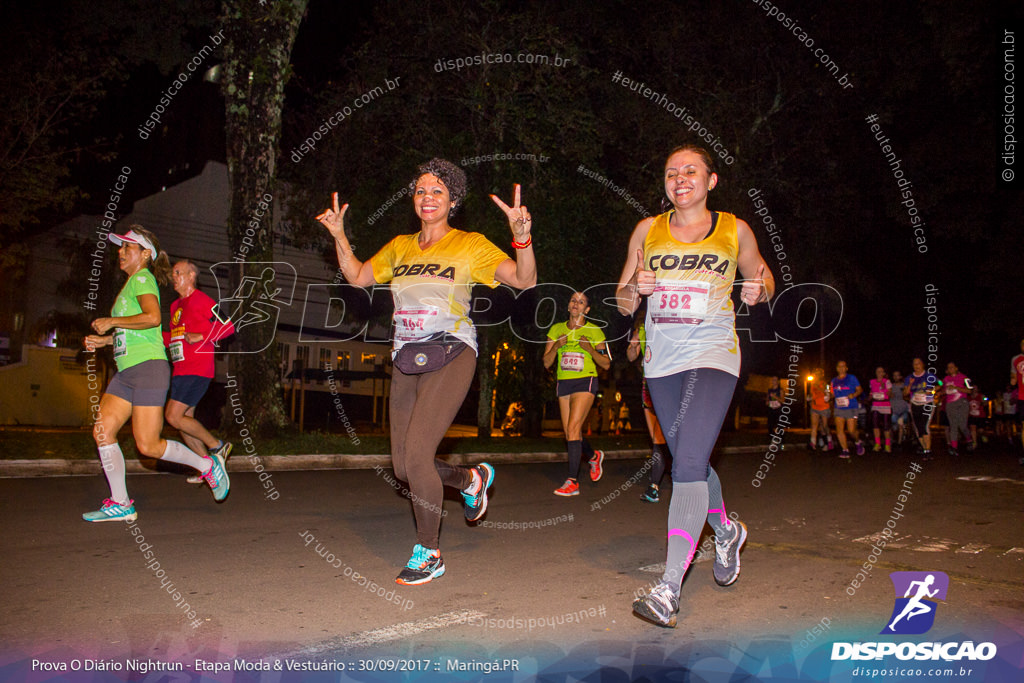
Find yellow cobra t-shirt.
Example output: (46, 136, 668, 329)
(642, 210, 740, 378)
(370, 229, 509, 353)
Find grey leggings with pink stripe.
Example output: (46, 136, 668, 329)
(646, 367, 739, 592)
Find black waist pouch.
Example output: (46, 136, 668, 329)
(393, 333, 468, 375)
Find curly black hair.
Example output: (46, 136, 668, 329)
(410, 158, 468, 216)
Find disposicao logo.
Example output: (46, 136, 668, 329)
(831, 570, 997, 662)
(881, 571, 948, 635)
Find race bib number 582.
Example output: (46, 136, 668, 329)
(650, 280, 710, 325)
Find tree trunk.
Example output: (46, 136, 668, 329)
(220, 0, 307, 436)
(476, 329, 494, 439)
(519, 342, 545, 438)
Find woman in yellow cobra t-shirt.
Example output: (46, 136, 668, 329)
(615, 145, 774, 628)
(543, 291, 610, 496)
(318, 158, 536, 586)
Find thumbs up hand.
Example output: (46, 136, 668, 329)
(635, 248, 656, 296)
(740, 263, 767, 306)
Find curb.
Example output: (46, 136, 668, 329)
(0, 446, 767, 478)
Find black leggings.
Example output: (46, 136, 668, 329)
(909, 403, 934, 440)
(871, 410, 892, 431)
(390, 349, 476, 549)
(646, 368, 738, 482)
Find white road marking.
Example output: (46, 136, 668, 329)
(907, 537, 958, 552)
(639, 551, 714, 575)
(853, 534, 1014, 556)
(853, 531, 909, 548)
(284, 609, 487, 658)
(955, 543, 991, 554)
(957, 475, 1024, 486)
(345, 609, 487, 649)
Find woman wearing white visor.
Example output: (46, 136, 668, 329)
(82, 226, 229, 522)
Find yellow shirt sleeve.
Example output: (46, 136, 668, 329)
(467, 233, 511, 289)
(369, 235, 403, 284)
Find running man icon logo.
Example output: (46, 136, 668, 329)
(208, 262, 297, 354)
(880, 571, 949, 635)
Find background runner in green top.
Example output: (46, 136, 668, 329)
(547, 320, 607, 381)
(111, 269, 168, 371)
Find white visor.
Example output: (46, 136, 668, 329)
(108, 229, 158, 258)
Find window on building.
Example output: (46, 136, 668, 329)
(278, 343, 290, 380)
(318, 348, 332, 384)
(295, 345, 310, 382)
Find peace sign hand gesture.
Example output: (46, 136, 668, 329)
(490, 184, 532, 242)
(316, 192, 351, 245)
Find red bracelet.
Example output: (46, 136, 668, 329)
(512, 236, 532, 249)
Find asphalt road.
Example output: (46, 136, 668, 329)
(1, 442, 1022, 681)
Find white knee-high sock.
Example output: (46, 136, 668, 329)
(98, 443, 129, 504)
(160, 440, 211, 473)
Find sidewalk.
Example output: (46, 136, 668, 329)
(0, 445, 770, 478)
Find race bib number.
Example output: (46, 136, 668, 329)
(911, 391, 931, 406)
(169, 340, 185, 363)
(113, 329, 126, 358)
(871, 392, 885, 401)
(650, 280, 710, 325)
(836, 396, 850, 408)
(394, 306, 440, 342)
(560, 352, 586, 372)
(768, 400, 781, 409)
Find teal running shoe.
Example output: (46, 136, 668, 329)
(395, 544, 445, 585)
(201, 453, 230, 502)
(188, 442, 233, 485)
(83, 498, 137, 523)
(461, 463, 494, 521)
(641, 483, 660, 503)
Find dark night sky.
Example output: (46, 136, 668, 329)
(9, 0, 1024, 393)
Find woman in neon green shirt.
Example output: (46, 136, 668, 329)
(543, 291, 611, 496)
(82, 226, 229, 522)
